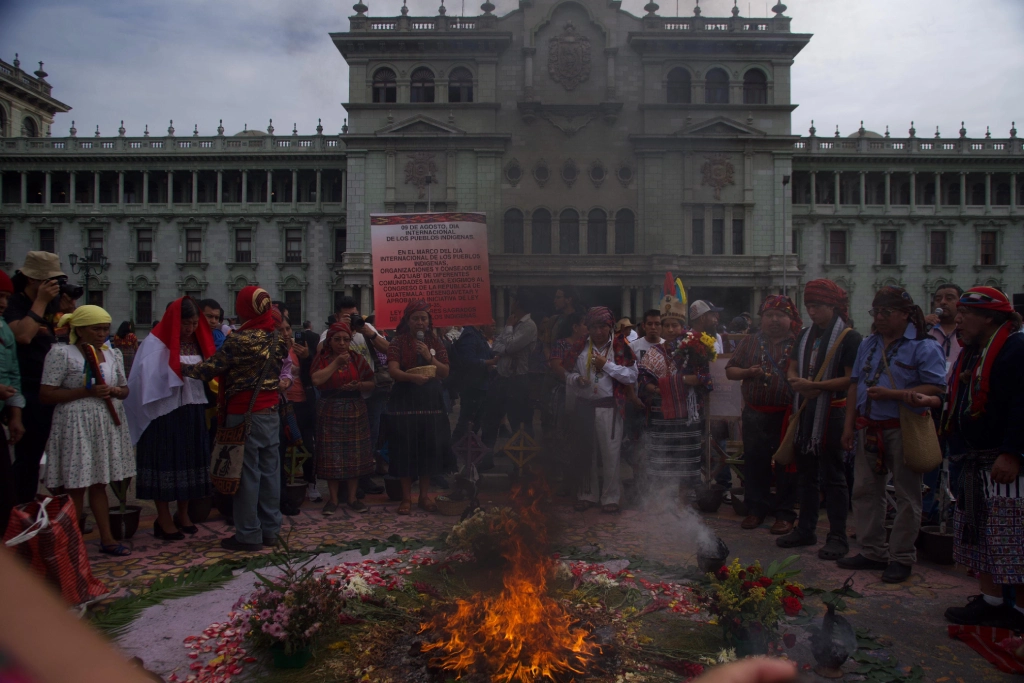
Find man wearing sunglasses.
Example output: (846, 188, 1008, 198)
(839, 286, 946, 584)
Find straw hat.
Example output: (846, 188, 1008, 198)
(614, 317, 633, 333)
(20, 251, 65, 280)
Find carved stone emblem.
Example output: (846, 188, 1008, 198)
(547, 22, 591, 91)
(404, 152, 438, 198)
(700, 154, 735, 200)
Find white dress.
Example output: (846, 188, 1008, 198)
(43, 344, 135, 489)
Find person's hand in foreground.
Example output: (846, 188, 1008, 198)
(693, 657, 797, 683)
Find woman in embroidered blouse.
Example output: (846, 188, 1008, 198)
(385, 300, 451, 515)
(39, 305, 134, 557)
(310, 322, 375, 515)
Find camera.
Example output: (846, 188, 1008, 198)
(349, 314, 367, 331)
(49, 276, 84, 301)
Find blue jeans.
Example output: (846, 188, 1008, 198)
(228, 413, 281, 545)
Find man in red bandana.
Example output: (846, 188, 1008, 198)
(934, 287, 1024, 629)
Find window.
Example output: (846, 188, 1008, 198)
(930, 231, 947, 265)
(980, 231, 997, 266)
(971, 183, 986, 206)
(692, 218, 705, 255)
(87, 291, 104, 307)
(39, 228, 55, 253)
(995, 184, 1011, 206)
(742, 69, 767, 104)
(285, 229, 303, 262)
(531, 209, 551, 254)
(88, 229, 104, 257)
(410, 67, 435, 103)
(135, 290, 153, 326)
(614, 209, 635, 255)
(880, 230, 897, 265)
(829, 230, 847, 265)
(284, 291, 302, 325)
(711, 219, 725, 255)
(235, 229, 252, 262)
(137, 228, 153, 262)
(503, 209, 524, 254)
(732, 219, 744, 255)
(0, 229, 6, 262)
(372, 68, 397, 103)
(704, 68, 729, 104)
(447, 67, 474, 103)
(559, 209, 579, 255)
(334, 228, 347, 262)
(185, 229, 202, 262)
(587, 209, 607, 255)
(22, 117, 38, 137)
(667, 68, 691, 104)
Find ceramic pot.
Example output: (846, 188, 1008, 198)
(187, 496, 214, 524)
(108, 505, 142, 540)
(271, 644, 312, 669)
(918, 525, 955, 565)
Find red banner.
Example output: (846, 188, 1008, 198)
(371, 212, 493, 329)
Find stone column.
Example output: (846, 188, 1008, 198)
(959, 172, 967, 211)
(315, 169, 322, 210)
(884, 171, 891, 211)
(385, 151, 396, 205)
(985, 172, 992, 213)
(168, 171, 174, 208)
(909, 172, 916, 212)
(359, 284, 371, 315)
(341, 170, 347, 206)
(20, 171, 27, 207)
(69, 171, 76, 205)
(650, 286, 661, 311)
(859, 171, 866, 211)
(117, 171, 124, 206)
(93, 171, 100, 206)
(216, 170, 223, 208)
(620, 286, 631, 320)
(523, 48, 534, 97)
(1011, 173, 1018, 210)
(44, 171, 52, 207)
(934, 171, 941, 208)
(0, 173, 3, 209)
(604, 48, 616, 99)
(809, 171, 816, 212)
(241, 170, 248, 205)
(192, 171, 198, 208)
(291, 169, 298, 206)
(445, 150, 456, 203)
(266, 170, 273, 208)
(833, 170, 841, 208)
(143, 171, 149, 207)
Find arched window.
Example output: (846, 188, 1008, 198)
(410, 67, 435, 103)
(531, 209, 551, 254)
(742, 69, 767, 104)
(372, 68, 397, 103)
(667, 68, 691, 104)
(448, 67, 474, 103)
(946, 183, 960, 205)
(22, 117, 38, 137)
(615, 209, 635, 254)
(995, 183, 1011, 206)
(704, 68, 730, 105)
(503, 209, 524, 254)
(587, 209, 607, 254)
(971, 183, 986, 206)
(559, 209, 580, 254)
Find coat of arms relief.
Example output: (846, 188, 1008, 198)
(547, 22, 591, 91)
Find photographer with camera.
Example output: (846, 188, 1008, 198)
(4, 252, 80, 505)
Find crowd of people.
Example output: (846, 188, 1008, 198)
(0, 249, 1021, 631)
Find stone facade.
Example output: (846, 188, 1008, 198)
(2, 4, 1023, 331)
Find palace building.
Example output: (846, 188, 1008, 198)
(1, 1, 1022, 330)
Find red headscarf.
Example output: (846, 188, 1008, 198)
(316, 322, 352, 364)
(0, 272, 13, 294)
(236, 286, 276, 332)
(803, 279, 849, 322)
(759, 294, 802, 336)
(150, 296, 216, 378)
(585, 306, 614, 328)
(397, 299, 431, 334)
(959, 286, 1013, 313)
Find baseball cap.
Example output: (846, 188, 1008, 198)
(689, 300, 723, 319)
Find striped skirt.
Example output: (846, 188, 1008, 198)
(953, 470, 1024, 584)
(646, 406, 704, 482)
(316, 397, 374, 480)
(135, 403, 212, 502)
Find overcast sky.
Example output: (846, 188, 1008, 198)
(1, 0, 1021, 139)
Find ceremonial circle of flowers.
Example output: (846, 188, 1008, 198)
(701, 557, 803, 647)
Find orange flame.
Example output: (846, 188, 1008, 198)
(421, 483, 598, 682)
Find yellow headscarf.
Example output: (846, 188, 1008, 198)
(56, 305, 113, 343)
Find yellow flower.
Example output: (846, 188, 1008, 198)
(749, 587, 767, 601)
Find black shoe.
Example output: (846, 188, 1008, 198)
(776, 529, 817, 548)
(262, 537, 278, 548)
(280, 502, 301, 516)
(881, 562, 913, 584)
(220, 536, 263, 552)
(837, 554, 888, 570)
(945, 595, 1024, 628)
(153, 521, 185, 541)
(358, 477, 385, 495)
(817, 534, 849, 561)
(355, 487, 366, 500)
(173, 515, 198, 535)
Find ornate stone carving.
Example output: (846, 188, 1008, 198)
(700, 154, 735, 200)
(532, 159, 550, 187)
(540, 110, 597, 137)
(588, 160, 606, 188)
(615, 162, 634, 187)
(504, 158, 523, 187)
(404, 152, 438, 198)
(547, 22, 591, 91)
(561, 159, 579, 187)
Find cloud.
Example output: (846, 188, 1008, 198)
(1, 0, 1020, 138)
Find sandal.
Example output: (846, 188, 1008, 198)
(397, 501, 412, 516)
(817, 534, 850, 561)
(99, 543, 131, 557)
(573, 500, 594, 512)
(418, 498, 438, 513)
(601, 504, 621, 514)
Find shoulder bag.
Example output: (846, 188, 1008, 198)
(210, 333, 279, 495)
(881, 348, 943, 474)
(773, 327, 852, 466)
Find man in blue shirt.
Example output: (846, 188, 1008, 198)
(839, 287, 946, 583)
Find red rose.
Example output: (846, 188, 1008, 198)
(738, 570, 747, 579)
(783, 633, 797, 648)
(746, 565, 759, 575)
(716, 566, 730, 580)
(785, 585, 804, 598)
(782, 596, 802, 616)
(742, 581, 754, 591)
(757, 577, 773, 588)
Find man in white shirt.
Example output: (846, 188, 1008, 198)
(481, 291, 538, 454)
(565, 306, 638, 512)
(629, 309, 664, 364)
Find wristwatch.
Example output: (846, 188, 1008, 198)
(367, 331, 379, 341)
(27, 310, 46, 325)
